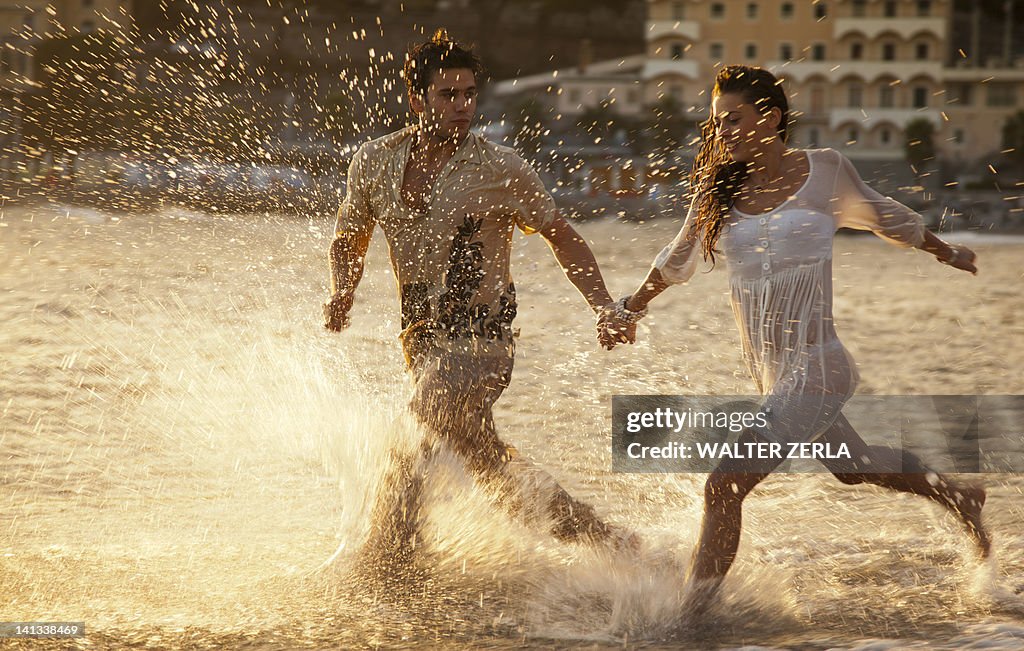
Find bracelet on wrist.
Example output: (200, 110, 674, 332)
(613, 295, 647, 324)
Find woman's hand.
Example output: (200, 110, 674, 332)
(938, 244, 978, 275)
(596, 299, 643, 349)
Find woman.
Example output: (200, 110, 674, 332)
(607, 65, 990, 602)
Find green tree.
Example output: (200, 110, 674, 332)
(313, 91, 354, 147)
(645, 95, 695, 157)
(576, 100, 620, 141)
(904, 118, 936, 172)
(1001, 110, 1024, 169)
(509, 97, 546, 157)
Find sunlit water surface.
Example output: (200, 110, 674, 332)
(2, 204, 1023, 649)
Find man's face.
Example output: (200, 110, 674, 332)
(410, 68, 477, 142)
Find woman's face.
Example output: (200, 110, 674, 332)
(711, 91, 781, 163)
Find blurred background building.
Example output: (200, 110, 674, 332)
(496, 0, 1024, 189)
(0, 0, 1021, 220)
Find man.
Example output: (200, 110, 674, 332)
(323, 30, 634, 560)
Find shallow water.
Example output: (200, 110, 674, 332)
(1, 204, 1023, 649)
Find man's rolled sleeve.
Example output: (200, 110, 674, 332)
(334, 147, 375, 239)
(508, 158, 558, 235)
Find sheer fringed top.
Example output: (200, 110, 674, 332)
(653, 148, 926, 397)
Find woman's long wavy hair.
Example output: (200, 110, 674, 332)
(690, 65, 790, 265)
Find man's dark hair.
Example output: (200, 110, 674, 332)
(403, 29, 484, 98)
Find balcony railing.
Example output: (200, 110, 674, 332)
(833, 17, 946, 41)
(641, 59, 700, 80)
(646, 19, 701, 43)
(828, 107, 942, 129)
(765, 60, 943, 83)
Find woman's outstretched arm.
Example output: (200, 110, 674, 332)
(919, 229, 978, 274)
(626, 267, 671, 312)
(830, 150, 977, 275)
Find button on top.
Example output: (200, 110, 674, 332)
(762, 262, 770, 271)
(759, 217, 767, 225)
(760, 240, 769, 247)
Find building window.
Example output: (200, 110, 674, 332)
(987, 84, 1018, 107)
(811, 86, 825, 113)
(672, 1, 684, 20)
(745, 43, 758, 60)
(954, 129, 965, 144)
(851, 42, 863, 60)
(670, 85, 683, 102)
(948, 83, 972, 105)
(884, 1, 897, 17)
(711, 3, 725, 19)
(815, 3, 827, 20)
(882, 43, 896, 61)
(746, 3, 758, 19)
(848, 127, 858, 144)
(880, 85, 895, 107)
(81, 20, 95, 32)
(913, 86, 929, 108)
(670, 43, 684, 60)
(916, 43, 930, 60)
(84, 0, 94, 6)
(781, 2, 794, 19)
(917, 0, 932, 17)
(809, 127, 820, 147)
(812, 43, 826, 61)
(569, 89, 580, 103)
(780, 43, 793, 60)
(852, 0, 867, 18)
(710, 42, 724, 60)
(849, 84, 863, 108)
(881, 128, 891, 145)
(627, 89, 638, 105)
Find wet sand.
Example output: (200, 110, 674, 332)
(1, 203, 1022, 649)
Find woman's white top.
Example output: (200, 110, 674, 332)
(653, 148, 926, 443)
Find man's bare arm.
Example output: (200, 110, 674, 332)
(324, 227, 373, 331)
(539, 214, 614, 313)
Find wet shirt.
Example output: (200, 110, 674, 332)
(336, 126, 557, 345)
(652, 149, 926, 443)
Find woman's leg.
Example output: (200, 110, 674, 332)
(689, 429, 784, 587)
(817, 413, 990, 557)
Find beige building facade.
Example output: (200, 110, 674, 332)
(496, 0, 1024, 165)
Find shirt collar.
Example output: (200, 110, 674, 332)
(451, 132, 482, 165)
(403, 126, 482, 166)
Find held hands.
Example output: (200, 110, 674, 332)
(596, 296, 647, 350)
(322, 292, 353, 331)
(938, 245, 978, 275)
(597, 310, 636, 349)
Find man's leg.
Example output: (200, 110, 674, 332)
(818, 413, 990, 557)
(410, 350, 625, 546)
(361, 447, 425, 573)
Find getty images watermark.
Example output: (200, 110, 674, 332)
(612, 395, 1024, 473)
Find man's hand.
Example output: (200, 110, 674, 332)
(322, 292, 353, 331)
(596, 306, 637, 350)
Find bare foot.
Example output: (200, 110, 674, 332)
(953, 483, 991, 558)
(603, 523, 642, 555)
(680, 577, 724, 621)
